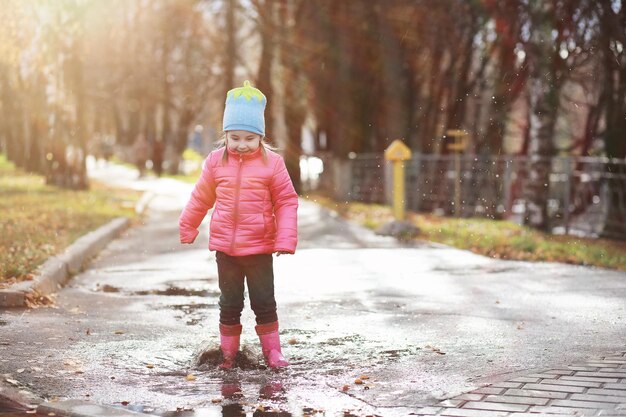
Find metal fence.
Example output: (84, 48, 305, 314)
(314, 153, 626, 239)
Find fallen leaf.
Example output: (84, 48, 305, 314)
(186, 374, 196, 381)
(342, 385, 350, 392)
(146, 364, 154, 369)
(288, 338, 298, 345)
(121, 401, 129, 406)
(211, 398, 222, 404)
(114, 330, 125, 335)
(359, 375, 370, 380)
(86, 329, 91, 336)
(426, 345, 446, 355)
(354, 378, 363, 385)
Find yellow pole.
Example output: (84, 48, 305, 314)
(393, 161, 405, 220)
(445, 129, 468, 218)
(384, 139, 411, 221)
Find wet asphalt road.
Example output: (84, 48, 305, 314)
(1, 162, 626, 416)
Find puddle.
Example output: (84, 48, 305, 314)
(169, 304, 215, 326)
(94, 284, 219, 297)
(135, 287, 218, 297)
(98, 284, 121, 293)
(157, 406, 293, 417)
(433, 265, 518, 275)
(194, 345, 261, 371)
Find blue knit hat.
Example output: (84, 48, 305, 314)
(222, 80, 266, 136)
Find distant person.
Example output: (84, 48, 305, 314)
(133, 134, 149, 177)
(179, 80, 298, 369)
(95, 134, 114, 166)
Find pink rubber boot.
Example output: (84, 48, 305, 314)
(255, 321, 289, 368)
(219, 323, 242, 369)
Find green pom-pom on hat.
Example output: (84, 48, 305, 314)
(227, 80, 266, 102)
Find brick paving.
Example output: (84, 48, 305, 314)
(416, 351, 626, 416)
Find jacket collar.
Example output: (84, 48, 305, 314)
(226, 146, 263, 161)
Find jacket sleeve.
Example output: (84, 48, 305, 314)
(179, 154, 217, 244)
(270, 156, 299, 253)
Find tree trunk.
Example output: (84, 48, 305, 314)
(481, 1, 528, 155)
(256, 0, 276, 138)
(223, 0, 237, 105)
(419, 48, 444, 153)
(376, 4, 410, 145)
(72, 34, 89, 190)
(599, 1, 626, 239)
(522, 1, 558, 231)
(277, 0, 304, 193)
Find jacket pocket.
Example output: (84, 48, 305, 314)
(263, 214, 277, 237)
(209, 209, 220, 233)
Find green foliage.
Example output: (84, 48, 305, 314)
(183, 148, 204, 162)
(0, 154, 140, 285)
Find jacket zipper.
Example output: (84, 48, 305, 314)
(230, 154, 244, 253)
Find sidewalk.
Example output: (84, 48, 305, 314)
(1, 162, 625, 417)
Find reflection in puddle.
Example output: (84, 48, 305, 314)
(94, 284, 219, 297)
(170, 304, 215, 326)
(156, 380, 291, 417)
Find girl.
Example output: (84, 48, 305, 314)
(179, 80, 298, 369)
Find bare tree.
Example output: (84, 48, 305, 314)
(596, 0, 626, 238)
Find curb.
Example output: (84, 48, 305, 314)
(0, 217, 130, 308)
(0, 380, 40, 410)
(0, 191, 154, 308)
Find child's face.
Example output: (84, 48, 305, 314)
(226, 130, 262, 154)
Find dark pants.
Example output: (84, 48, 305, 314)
(216, 251, 278, 326)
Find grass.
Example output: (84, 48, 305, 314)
(0, 154, 141, 286)
(305, 193, 626, 271)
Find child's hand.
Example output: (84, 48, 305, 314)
(275, 251, 291, 256)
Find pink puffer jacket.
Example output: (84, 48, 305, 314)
(179, 146, 298, 256)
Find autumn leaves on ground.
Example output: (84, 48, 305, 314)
(0, 156, 140, 288)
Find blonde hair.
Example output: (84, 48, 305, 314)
(217, 131, 276, 164)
